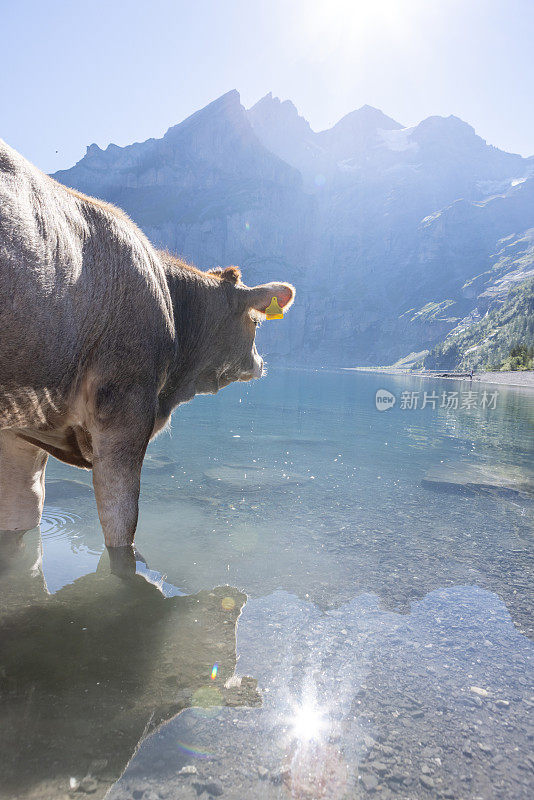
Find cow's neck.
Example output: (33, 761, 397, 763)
(159, 263, 222, 413)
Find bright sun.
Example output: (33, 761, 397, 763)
(293, 0, 419, 59)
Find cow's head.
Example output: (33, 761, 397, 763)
(200, 266, 295, 392)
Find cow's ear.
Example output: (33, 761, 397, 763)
(241, 282, 295, 314)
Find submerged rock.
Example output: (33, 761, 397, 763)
(178, 765, 198, 777)
(421, 463, 534, 500)
(142, 454, 178, 474)
(204, 465, 311, 493)
(193, 778, 224, 796)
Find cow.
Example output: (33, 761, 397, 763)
(0, 140, 295, 548)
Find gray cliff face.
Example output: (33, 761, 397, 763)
(52, 91, 534, 366)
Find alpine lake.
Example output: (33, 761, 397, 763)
(1, 368, 533, 800)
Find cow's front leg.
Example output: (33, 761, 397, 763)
(91, 408, 154, 548)
(0, 430, 48, 530)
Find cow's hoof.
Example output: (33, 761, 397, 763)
(107, 545, 136, 578)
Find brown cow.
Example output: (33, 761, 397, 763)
(0, 140, 295, 546)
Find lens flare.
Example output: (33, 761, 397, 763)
(211, 662, 218, 680)
(176, 740, 213, 760)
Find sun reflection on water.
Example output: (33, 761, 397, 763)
(290, 699, 328, 742)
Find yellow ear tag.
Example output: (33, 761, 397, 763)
(265, 296, 284, 320)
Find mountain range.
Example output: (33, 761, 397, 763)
(52, 90, 534, 366)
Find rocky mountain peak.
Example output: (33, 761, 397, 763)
(85, 143, 102, 157)
(314, 105, 402, 164)
(410, 114, 524, 179)
(248, 93, 312, 136)
(247, 93, 315, 174)
(164, 89, 248, 143)
(413, 114, 478, 143)
(328, 104, 402, 134)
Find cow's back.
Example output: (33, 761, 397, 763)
(0, 141, 174, 429)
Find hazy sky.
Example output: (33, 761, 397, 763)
(2, 0, 533, 173)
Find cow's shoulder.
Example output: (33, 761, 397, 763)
(51, 181, 132, 227)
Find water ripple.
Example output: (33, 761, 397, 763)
(41, 506, 82, 540)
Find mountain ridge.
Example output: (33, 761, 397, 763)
(51, 90, 534, 366)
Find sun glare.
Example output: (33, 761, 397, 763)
(314, 0, 402, 26)
(292, 0, 420, 60)
(290, 700, 328, 742)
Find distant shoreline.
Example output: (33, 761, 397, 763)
(344, 367, 534, 390)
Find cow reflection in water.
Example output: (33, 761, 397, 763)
(0, 530, 260, 800)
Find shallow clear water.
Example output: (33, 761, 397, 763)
(1, 369, 533, 800)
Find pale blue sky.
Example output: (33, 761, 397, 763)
(2, 0, 533, 173)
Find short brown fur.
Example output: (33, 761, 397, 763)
(0, 140, 295, 546)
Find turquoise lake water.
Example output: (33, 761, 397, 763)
(1, 369, 533, 799)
